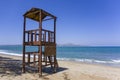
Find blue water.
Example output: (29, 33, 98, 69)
(0, 45, 120, 67)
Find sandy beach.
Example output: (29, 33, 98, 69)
(0, 53, 120, 80)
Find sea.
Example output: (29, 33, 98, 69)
(0, 45, 120, 67)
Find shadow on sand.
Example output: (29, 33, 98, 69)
(0, 56, 22, 76)
(0, 56, 68, 77)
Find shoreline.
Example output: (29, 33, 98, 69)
(1, 53, 120, 80)
(0, 52, 120, 68)
(1, 46, 120, 68)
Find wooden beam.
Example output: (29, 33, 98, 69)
(54, 18, 56, 43)
(38, 10, 42, 76)
(28, 54, 30, 64)
(22, 17, 26, 73)
(41, 9, 56, 18)
(35, 31, 37, 42)
(34, 53, 36, 66)
(22, 8, 58, 75)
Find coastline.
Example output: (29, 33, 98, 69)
(0, 53, 120, 80)
(1, 45, 120, 68)
(0, 51, 120, 68)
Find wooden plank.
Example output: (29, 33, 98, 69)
(44, 45, 56, 56)
(42, 29, 54, 33)
(35, 31, 37, 42)
(41, 9, 56, 19)
(22, 17, 26, 73)
(28, 32, 29, 42)
(48, 32, 50, 42)
(34, 54, 36, 66)
(38, 10, 42, 76)
(44, 31, 46, 42)
(31, 31, 33, 42)
(25, 29, 39, 33)
(24, 41, 41, 46)
(25, 51, 39, 54)
(28, 54, 30, 64)
(54, 18, 56, 43)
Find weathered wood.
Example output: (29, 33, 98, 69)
(48, 32, 50, 42)
(28, 54, 30, 63)
(24, 41, 55, 46)
(54, 18, 56, 43)
(35, 31, 37, 42)
(22, 8, 58, 76)
(22, 17, 26, 73)
(41, 9, 56, 19)
(25, 51, 39, 54)
(25, 29, 39, 33)
(44, 45, 56, 56)
(42, 29, 54, 33)
(38, 10, 42, 76)
(44, 31, 46, 42)
(28, 32, 29, 42)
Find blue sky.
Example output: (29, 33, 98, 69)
(0, 0, 120, 46)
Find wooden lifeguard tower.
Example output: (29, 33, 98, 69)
(22, 8, 58, 75)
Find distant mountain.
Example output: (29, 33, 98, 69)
(57, 43, 85, 47)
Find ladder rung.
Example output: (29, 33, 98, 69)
(25, 52, 39, 54)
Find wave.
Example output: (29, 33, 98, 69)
(0, 50, 22, 56)
(57, 58, 120, 64)
(112, 60, 120, 63)
(0, 50, 120, 65)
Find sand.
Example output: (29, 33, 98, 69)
(0, 53, 120, 80)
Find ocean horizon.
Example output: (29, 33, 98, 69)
(0, 45, 120, 67)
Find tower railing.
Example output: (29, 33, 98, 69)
(25, 29, 55, 43)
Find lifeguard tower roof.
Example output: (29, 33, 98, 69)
(23, 8, 56, 22)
